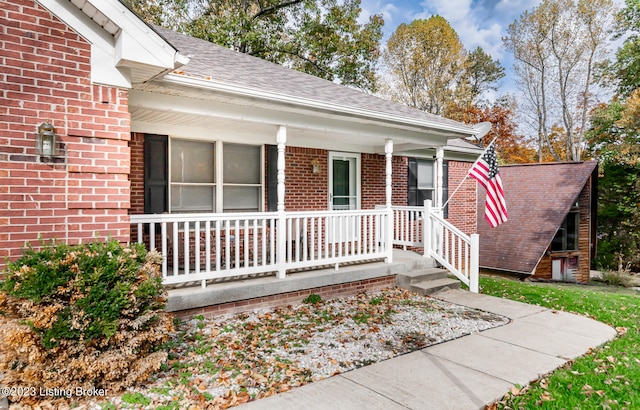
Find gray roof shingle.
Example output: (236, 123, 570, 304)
(152, 26, 471, 132)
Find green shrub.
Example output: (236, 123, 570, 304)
(0, 240, 173, 403)
(302, 293, 323, 304)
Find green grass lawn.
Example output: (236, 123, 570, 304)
(480, 276, 640, 410)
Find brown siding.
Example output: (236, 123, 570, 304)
(533, 175, 592, 283)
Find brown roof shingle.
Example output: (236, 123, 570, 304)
(478, 161, 597, 274)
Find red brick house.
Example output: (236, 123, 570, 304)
(478, 162, 598, 283)
(1, 0, 485, 306)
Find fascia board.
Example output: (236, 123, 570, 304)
(75, 0, 181, 70)
(161, 74, 475, 138)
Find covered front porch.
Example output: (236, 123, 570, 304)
(127, 26, 483, 307)
(130, 198, 479, 316)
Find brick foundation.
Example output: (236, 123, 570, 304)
(171, 275, 396, 320)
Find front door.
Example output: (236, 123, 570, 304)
(329, 152, 360, 210)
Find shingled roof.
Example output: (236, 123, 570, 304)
(478, 161, 598, 274)
(150, 25, 472, 133)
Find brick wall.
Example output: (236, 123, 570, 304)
(283, 147, 328, 211)
(0, 0, 131, 270)
(130, 132, 145, 214)
(129, 143, 403, 213)
(281, 148, 409, 210)
(172, 275, 396, 320)
(446, 161, 477, 235)
(130, 139, 474, 228)
(362, 153, 408, 208)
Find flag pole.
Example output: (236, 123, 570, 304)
(441, 136, 498, 210)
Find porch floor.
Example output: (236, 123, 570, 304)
(166, 249, 435, 313)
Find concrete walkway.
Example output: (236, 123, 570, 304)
(237, 289, 617, 410)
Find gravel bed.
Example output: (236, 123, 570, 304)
(22, 287, 508, 410)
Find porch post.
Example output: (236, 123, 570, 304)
(435, 146, 444, 208)
(385, 139, 393, 263)
(470, 233, 479, 293)
(276, 126, 287, 279)
(423, 199, 431, 257)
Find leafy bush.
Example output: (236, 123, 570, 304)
(0, 240, 173, 403)
(302, 293, 323, 304)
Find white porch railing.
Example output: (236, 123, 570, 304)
(388, 201, 479, 293)
(129, 209, 392, 288)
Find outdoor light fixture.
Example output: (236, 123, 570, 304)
(311, 159, 320, 174)
(36, 122, 57, 156)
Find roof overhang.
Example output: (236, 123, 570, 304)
(129, 75, 479, 153)
(38, 0, 188, 88)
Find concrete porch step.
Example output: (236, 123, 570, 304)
(408, 277, 461, 295)
(396, 267, 461, 296)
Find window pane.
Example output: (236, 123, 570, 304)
(171, 185, 215, 212)
(567, 212, 578, 250)
(171, 139, 215, 183)
(417, 160, 434, 189)
(224, 143, 260, 184)
(223, 186, 260, 212)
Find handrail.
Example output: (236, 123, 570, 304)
(424, 200, 479, 293)
(386, 201, 479, 293)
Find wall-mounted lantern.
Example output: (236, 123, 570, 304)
(311, 159, 321, 174)
(36, 122, 57, 156)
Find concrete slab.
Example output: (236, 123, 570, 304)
(234, 286, 618, 410)
(343, 350, 513, 410)
(480, 319, 607, 360)
(237, 375, 406, 410)
(435, 289, 546, 319)
(426, 333, 566, 387)
(518, 310, 617, 341)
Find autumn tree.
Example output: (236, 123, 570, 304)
(586, 0, 640, 270)
(504, 0, 616, 162)
(453, 98, 537, 164)
(380, 16, 503, 116)
(603, 0, 640, 97)
(123, 0, 383, 92)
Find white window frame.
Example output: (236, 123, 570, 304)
(168, 138, 264, 213)
(328, 151, 361, 210)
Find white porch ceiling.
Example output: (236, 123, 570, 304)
(128, 86, 457, 154)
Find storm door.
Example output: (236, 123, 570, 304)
(329, 152, 360, 210)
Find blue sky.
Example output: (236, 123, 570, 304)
(359, 0, 624, 98)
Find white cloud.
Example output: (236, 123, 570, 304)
(358, 0, 400, 26)
(408, 0, 509, 61)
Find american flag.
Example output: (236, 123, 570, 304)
(469, 142, 508, 227)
